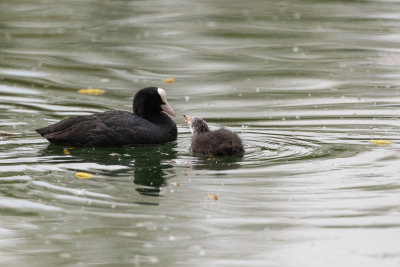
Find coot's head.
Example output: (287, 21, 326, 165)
(133, 87, 176, 118)
(183, 115, 209, 134)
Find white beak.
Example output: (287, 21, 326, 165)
(161, 103, 176, 117)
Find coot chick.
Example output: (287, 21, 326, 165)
(183, 115, 244, 157)
(36, 87, 177, 147)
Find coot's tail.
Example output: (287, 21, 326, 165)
(35, 127, 48, 136)
(35, 116, 87, 136)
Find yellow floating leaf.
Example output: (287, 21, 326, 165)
(163, 78, 175, 83)
(77, 88, 105, 95)
(75, 172, 95, 179)
(63, 147, 75, 155)
(206, 194, 219, 200)
(370, 140, 392, 146)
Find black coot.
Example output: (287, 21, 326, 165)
(36, 87, 177, 147)
(183, 115, 244, 157)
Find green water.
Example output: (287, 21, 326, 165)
(1, 0, 400, 266)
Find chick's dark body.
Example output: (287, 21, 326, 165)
(190, 128, 244, 157)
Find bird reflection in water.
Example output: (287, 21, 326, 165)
(40, 143, 177, 197)
(131, 143, 176, 196)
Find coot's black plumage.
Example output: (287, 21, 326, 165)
(184, 115, 244, 157)
(36, 87, 177, 147)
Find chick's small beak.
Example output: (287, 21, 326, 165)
(183, 114, 189, 123)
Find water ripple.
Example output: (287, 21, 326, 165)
(1, 0, 400, 266)
(0, 197, 62, 213)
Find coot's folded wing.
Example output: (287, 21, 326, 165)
(35, 115, 88, 136)
(36, 111, 174, 146)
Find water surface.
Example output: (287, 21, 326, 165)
(1, 0, 400, 266)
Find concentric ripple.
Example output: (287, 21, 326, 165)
(243, 130, 323, 163)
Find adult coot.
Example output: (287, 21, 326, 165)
(183, 115, 244, 157)
(36, 87, 177, 147)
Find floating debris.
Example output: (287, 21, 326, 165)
(77, 88, 105, 95)
(206, 194, 219, 200)
(75, 172, 95, 179)
(163, 78, 175, 83)
(63, 147, 74, 155)
(370, 140, 392, 146)
(171, 182, 180, 186)
(0, 131, 17, 136)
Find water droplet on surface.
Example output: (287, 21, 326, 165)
(59, 253, 71, 259)
(207, 21, 216, 27)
